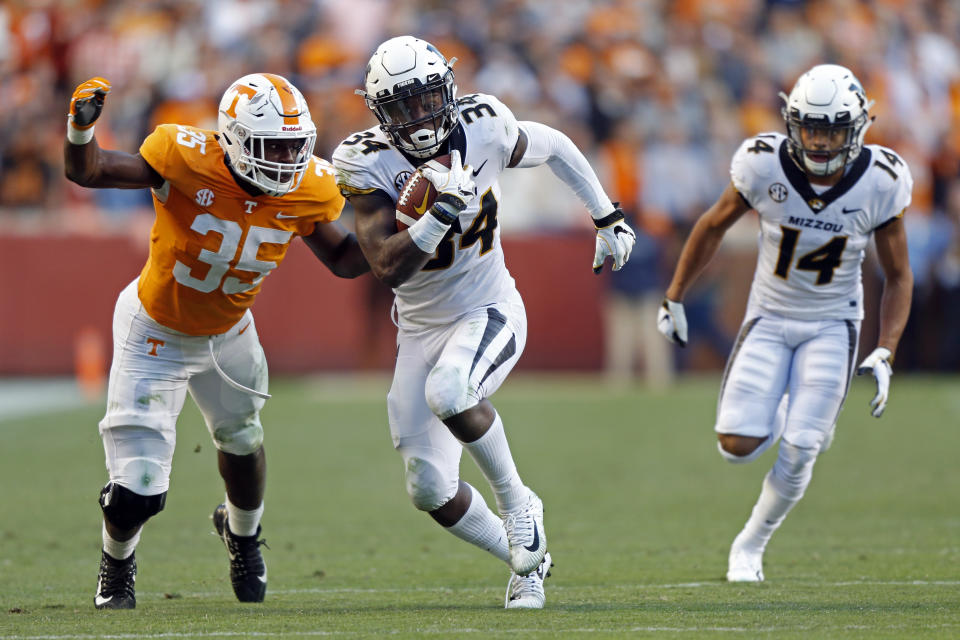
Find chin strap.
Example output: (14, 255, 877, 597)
(207, 337, 271, 400)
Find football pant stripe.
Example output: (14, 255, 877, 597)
(829, 319, 860, 426)
(478, 334, 517, 388)
(469, 307, 508, 377)
(718, 316, 762, 409)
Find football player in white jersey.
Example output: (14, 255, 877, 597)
(656, 64, 913, 581)
(333, 36, 635, 608)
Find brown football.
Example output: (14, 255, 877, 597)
(395, 154, 451, 231)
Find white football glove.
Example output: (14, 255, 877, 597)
(856, 347, 892, 418)
(592, 207, 636, 273)
(419, 150, 477, 223)
(656, 298, 688, 347)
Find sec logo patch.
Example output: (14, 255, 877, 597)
(768, 183, 788, 203)
(195, 189, 215, 207)
(394, 171, 413, 192)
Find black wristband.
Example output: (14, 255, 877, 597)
(429, 200, 460, 225)
(430, 194, 466, 224)
(593, 208, 625, 229)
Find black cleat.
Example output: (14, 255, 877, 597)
(212, 503, 267, 602)
(94, 550, 136, 609)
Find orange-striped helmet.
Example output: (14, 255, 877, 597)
(217, 73, 317, 196)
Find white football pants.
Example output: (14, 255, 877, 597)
(715, 310, 860, 452)
(387, 289, 527, 510)
(99, 279, 268, 496)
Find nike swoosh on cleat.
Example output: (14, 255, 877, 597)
(94, 594, 113, 606)
(257, 574, 267, 583)
(523, 524, 540, 552)
(472, 160, 488, 177)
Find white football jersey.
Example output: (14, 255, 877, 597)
(333, 93, 521, 327)
(731, 132, 912, 321)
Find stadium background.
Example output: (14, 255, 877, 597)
(2, 0, 960, 382)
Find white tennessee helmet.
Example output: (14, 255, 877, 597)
(780, 64, 875, 176)
(217, 73, 316, 196)
(358, 36, 458, 159)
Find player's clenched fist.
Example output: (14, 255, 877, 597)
(69, 77, 111, 129)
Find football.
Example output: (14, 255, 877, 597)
(395, 154, 450, 231)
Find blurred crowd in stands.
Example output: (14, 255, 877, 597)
(2, 0, 959, 372)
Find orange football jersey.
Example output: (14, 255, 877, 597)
(137, 124, 344, 335)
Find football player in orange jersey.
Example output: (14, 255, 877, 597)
(64, 74, 368, 609)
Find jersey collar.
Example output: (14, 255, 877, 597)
(778, 139, 872, 214)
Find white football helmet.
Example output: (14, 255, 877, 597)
(217, 73, 316, 196)
(780, 64, 875, 176)
(358, 36, 458, 159)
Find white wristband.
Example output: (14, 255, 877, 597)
(407, 213, 452, 253)
(67, 118, 95, 145)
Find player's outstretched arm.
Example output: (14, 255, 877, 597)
(63, 77, 162, 190)
(510, 121, 635, 272)
(855, 214, 913, 418)
(657, 182, 750, 346)
(870, 215, 913, 356)
(302, 221, 370, 278)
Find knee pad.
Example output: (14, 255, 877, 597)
(212, 417, 264, 456)
(99, 482, 166, 531)
(404, 456, 458, 512)
(424, 365, 473, 420)
(769, 440, 818, 501)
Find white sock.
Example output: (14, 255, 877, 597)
(226, 497, 263, 537)
(735, 470, 799, 552)
(444, 483, 511, 565)
(461, 412, 527, 513)
(102, 521, 141, 560)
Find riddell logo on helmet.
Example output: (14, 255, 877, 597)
(282, 126, 302, 131)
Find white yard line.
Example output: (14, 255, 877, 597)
(4, 623, 960, 640)
(133, 579, 960, 597)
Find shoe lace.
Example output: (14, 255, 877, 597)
(508, 571, 542, 600)
(504, 504, 535, 545)
(226, 534, 268, 578)
(100, 556, 135, 596)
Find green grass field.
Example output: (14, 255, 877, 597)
(1, 374, 958, 639)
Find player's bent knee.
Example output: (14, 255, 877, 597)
(99, 482, 167, 531)
(717, 441, 766, 464)
(424, 365, 473, 420)
(110, 453, 170, 495)
(717, 434, 768, 463)
(212, 417, 264, 456)
(404, 456, 458, 511)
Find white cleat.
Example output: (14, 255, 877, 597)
(503, 489, 546, 576)
(505, 551, 552, 609)
(727, 543, 764, 582)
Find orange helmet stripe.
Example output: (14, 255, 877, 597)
(262, 73, 300, 125)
